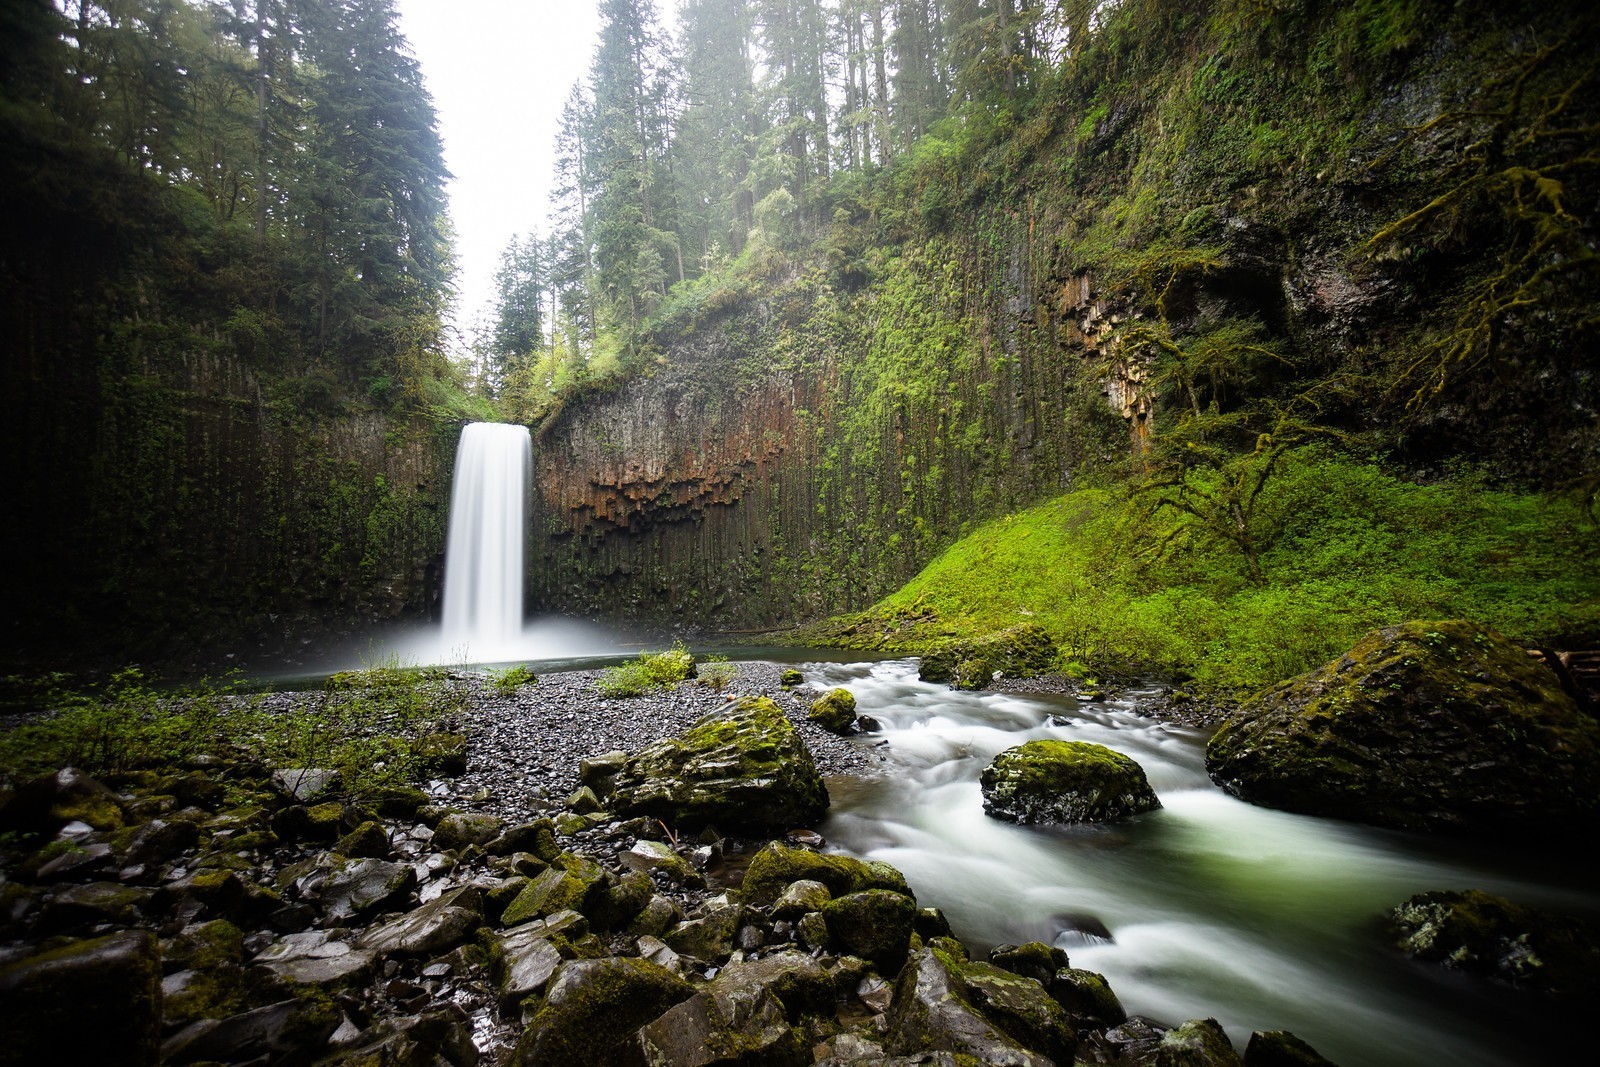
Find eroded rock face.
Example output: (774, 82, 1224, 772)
(1387, 889, 1600, 998)
(980, 740, 1161, 824)
(607, 697, 829, 831)
(1206, 620, 1600, 833)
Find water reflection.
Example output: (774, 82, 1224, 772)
(815, 659, 1591, 1067)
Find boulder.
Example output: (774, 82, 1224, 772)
(607, 697, 829, 831)
(822, 890, 918, 973)
(1386, 888, 1600, 997)
(740, 843, 911, 905)
(808, 688, 858, 733)
(885, 945, 1076, 1066)
(255, 930, 377, 989)
(414, 732, 470, 776)
(0, 930, 162, 1067)
(500, 866, 591, 927)
(0, 767, 127, 834)
(1154, 1018, 1242, 1067)
(321, 1005, 478, 1067)
(620, 839, 703, 886)
(1049, 968, 1126, 1029)
(162, 997, 341, 1065)
(270, 767, 340, 803)
(493, 929, 564, 1015)
(780, 669, 804, 686)
(990, 942, 1069, 985)
(319, 857, 417, 921)
(36, 882, 151, 932)
(919, 624, 1058, 690)
(772, 878, 832, 919)
(359, 885, 484, 958)
(980, 740, 1161, 824)
(664, 902, 746, 962)
(637, 984, 807, 1066)
(333, 819, 391, 858)
(1243, 1030, 1337, 1066)
(432, 812, 504, 853)
(1206, 620, 1600, 833)
(514, 957, 695, 1066)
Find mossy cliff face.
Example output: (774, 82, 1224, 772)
(529, 0, 1598, 630)
(1206, 620, 1600, 833)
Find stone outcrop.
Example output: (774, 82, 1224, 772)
(980, 739, 1161, 824)
(1206, 620, 1600, 833)
(1387, 889, 1600, 998)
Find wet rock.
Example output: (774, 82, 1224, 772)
(773, 878, 832, 919)
(592, 869, 654, 928)
(155, 868, 247, 921)
(637, 983, 807, 1066)
(1103, 1016, 1171, 1063)
(162, 997, 341, 1065)
(1049, 968, 1127, 1029)
(22, 837, 115, 882)
(739, 842, 911, 905)
(567, 785, 605, 814)
(990, 941, 1070, 984)
(607, 697, 830, 832)
(114, 818, 201, 867)
(372, 785, 431, 820)
(333, 819, 391, 858)
(578, 750, 630, 796)
(320, 857, 418, 921)
(491, 818, 562, 861)
(981, 739, 1161, 824)
(886, 945, 1075, 1066)
(620, 839, 704, 886)
(808, 688, 858, 733)
(780, 669, 804, 686)
(823, 890, 917, 973)
(493, 929, 563, 1015)
(1154, 1018, 1242, 1067)
(270, 767, 341, 803)
(664, 902, 745, 962)
(359, 885, 484, 958)
(1386, 888, 1600, 997)
(415, 732, 470, 776)
(322, 1004, 479, 1066)
(920, 624, 1059, 691)
(433, 811, 504, 853)
(1206, 620, 1600, 833)
(0, 767, 127, 834)
(37, 881, 151, 931)
(715, 949, 835, 1018)
(514, 957, 695, 1066)
(271, 800, 346, 843)
(628, 894, 687, 938)
(254, 930, 377, 988)
(0, 930, 161, 1067)
(500, 866, 589, 926)
(915, 906, 953, 940)
(1244, 1029, 1337, 1066)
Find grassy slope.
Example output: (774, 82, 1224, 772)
(800, 450, 1599, 691)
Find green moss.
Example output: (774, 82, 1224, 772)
(981, 740, 1161, 824)
(807, 688, 858, 732)
(741, 842, 912, 905)
(516, 958, 695, 1066)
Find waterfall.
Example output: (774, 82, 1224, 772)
(441, 422, 531, 660)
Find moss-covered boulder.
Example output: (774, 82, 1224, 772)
(739, 842, 912, 905)
(822, 890, 918, 972)
(432, 811, 503, 853)
(886, 945, 1076, 1066)
(0, 767, 127, 834)
(980, 740, 1161, 824)
(1206, 620, 1600, 833)
(607, 697, 829, 831)
(808, 688, 858, 733)
(1154, 1018, 1242, 1066)
(0, 931, 161, 1067)
(1386, 888, 1600, 997)
(1243, 1029, 1337, 1066)
(514, 957, 695, 1066)
(919, 623, 1059, 690)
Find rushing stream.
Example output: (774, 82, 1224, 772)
(812, 659, 1593, 1067)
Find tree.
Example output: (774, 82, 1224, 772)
(489, 234, 546, 387)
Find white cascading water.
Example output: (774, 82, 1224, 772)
(440, 422, 531, 661)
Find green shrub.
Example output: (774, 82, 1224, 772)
(487, 664, 539, 695)
(596, 643, 698, 698)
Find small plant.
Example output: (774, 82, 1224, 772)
(596, 643, 698, 698)
(695, 655, 737, 692)
(488, 664, 538, 695)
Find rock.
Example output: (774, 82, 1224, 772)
(916, 906, 953, 940)
(162, 997, 341, 1065)
(514, 957, 695, 1066)
(780, 669, 804, 686)
(271, 800, 346, 843)
(255, 930, 377, 988)
(714, 950, 835, 1018)
(980, 740, 1161, 824)
(270, 767, 341, 802)
(808, 688, 858, 733)
(638, 934, 682, 972)
(321, 1004, 479, 1066)
(578, 750, 630, 796)
(739, 842, 911, 905)
(333, 819, 391, 858)
(359, 885, 484, 958)
(1206, 620, 1600, 833)
(494, 929, 564, 1015)
(0, 767, 127, 834)
(372, 785, 431, 820)
(22, 837, 114, 882)
(885, 945, 1075, 1066)
(620, 839, 704, 886)
(37, 881, 151, 932)
(432, 811, 504, 853)
(321, 857, 418, 921)
(154, 868, 247, 921)
(0, 930, 161, 1067)
(1049, 968, 1126, 1028)
(637, 984, 807, 1066)
(608, 697, 829, 831)
(990, 942, 1070, 984)
(491, 818, 562, 860)
(414, 732, 470, 776)
(772, 878, 832, 919)
(500, 866, 590, 926)
(115, 818, 201, 867)
(822, 890, 917, 973)
(1154, 1018, 1242, 1067)
(920, 624, 1059, 690)
(567, 785, 605, 814)
(664, 902, 745, 962)
(628, 894, 686, 938)
(1386, 888, 1600, 997)
(1243, 1029, 1337, 1066)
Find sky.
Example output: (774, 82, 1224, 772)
(393, 1, 603, 350)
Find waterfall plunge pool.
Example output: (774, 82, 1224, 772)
(810, 658, 1594, 1067)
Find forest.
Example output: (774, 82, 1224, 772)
(1, 2, 1598, 1066)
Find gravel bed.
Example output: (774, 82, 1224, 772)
(448, 659, 889, 825)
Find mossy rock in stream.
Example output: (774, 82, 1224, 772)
(807, 688, 857, 733)
(980, 740, 1161, 824)
(740, 842, 912, 905)
(1387, 888, 1600, 998)
(607, 697, 828, 832)
(919, 623, 1059, 690)
(1206, 620, 1600, 834)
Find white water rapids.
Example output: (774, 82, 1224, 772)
(814, 659, 1594, 1067)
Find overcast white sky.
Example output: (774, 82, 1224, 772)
(393, 1, 603, 349)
